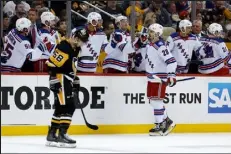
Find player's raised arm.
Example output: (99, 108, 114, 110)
(1, 17, 48, 72)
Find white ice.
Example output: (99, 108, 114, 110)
(2, 133, 231, 153)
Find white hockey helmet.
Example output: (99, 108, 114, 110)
(208, 23, 223, 36)
(148, 23, 164, 37)
(16, 17, 31, 32)
(115, 15, 127, 24)
(40, 11, 56, 26)
(96, 12, 103, 25)
(87, 12, 101, 26)
(179, 19, 192, 30)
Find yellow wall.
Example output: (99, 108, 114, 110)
(226, 43, 231, 50)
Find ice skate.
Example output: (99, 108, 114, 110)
(57, 128, 76, 148)
(46, 126, 58, 147)
(149, 123, 164, 136)
(162, 117, 176, 136)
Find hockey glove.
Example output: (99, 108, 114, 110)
(139, 33, 148, 44)
(49, 76, 62, 93)
(72, 76, 80, 93)
(167, 74, 176, 87)
(133, 52, 143, 67)
(111, 32, 123, 48)
(1, 51, 9, 63)
(37, 43, 48, 53)
(1, 55, 8, 63)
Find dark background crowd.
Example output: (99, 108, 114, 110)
(1, 0, 231, 73)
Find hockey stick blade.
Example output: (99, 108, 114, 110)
(73, 93, 99, 130)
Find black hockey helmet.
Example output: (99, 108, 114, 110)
(73, 27, 89, 43)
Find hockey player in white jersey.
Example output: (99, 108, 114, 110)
(1, 18, 48, 72)
(103, 15, 135, 73)
(72, 12, 108, 73)
(34, 11, 57, 72)
(132, 27, 149, 73)
(166, 19, 202, 74)
(146, 23, 177, 136)
(37, 11, 57, 55)
(196, 23, 231, 75)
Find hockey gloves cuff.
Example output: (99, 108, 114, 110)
(167, 77, 176, 87)
(49, 77, 62, 93)
(167, 73, 176, 87)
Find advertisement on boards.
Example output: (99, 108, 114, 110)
(208, 83, 231, 113)
(1, 75, 231, 126)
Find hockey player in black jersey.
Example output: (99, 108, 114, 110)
(45, 27, 89, 148)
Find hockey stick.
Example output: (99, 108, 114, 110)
(71, 10, 88, 20)
(73, 92, 99, 130)
(175, 77, 195, 83)
(82, 1, 116, 19)
(72, 58, 99, 130)
(151, 75, 196, 84)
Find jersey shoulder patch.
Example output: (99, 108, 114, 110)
(170, 32, 179, 38)
(155, 40, 165, 47)
(200, 37, 223, 45)
(39, 28, 50, 34)
(150, 40, 165, 50)
(188, 34, 197, 40)
(189, 34, 196, 38)
(209, 37, 224, 43)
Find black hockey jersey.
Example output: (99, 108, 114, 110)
(46, 39, 80, 77)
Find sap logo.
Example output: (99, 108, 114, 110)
(208, 83, 231, 113)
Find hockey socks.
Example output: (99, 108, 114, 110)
(149, 100, 168, 136)
(150, 100, 167, 123)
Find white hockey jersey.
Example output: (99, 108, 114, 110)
(1, 29, 47, 72)
(166, 32, 202, 73)
(103, 29, 135, 72)
(146, 39, 177, 82)
(75, 28, 108, 72)
(133, 37, 148, 72)
(196, 37, 231, 74)
(36, 28, 57, 58)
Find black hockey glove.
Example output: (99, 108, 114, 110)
(1, 55, 8, 63)
(49, 76, 62, 93)
(72, 76, 80, 93)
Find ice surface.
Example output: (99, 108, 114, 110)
(2, 133, 231, 153)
